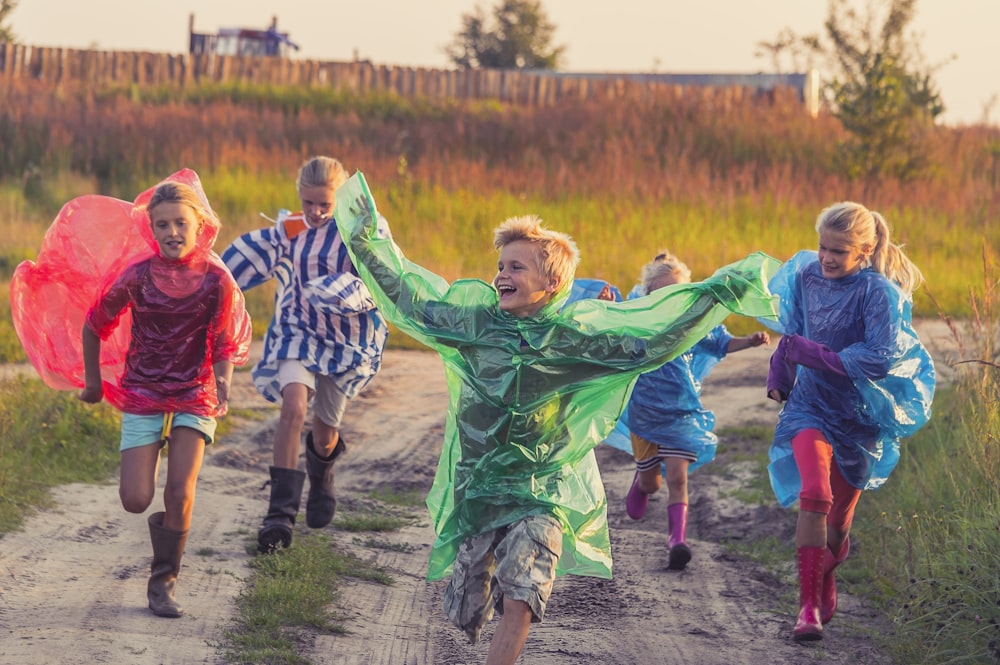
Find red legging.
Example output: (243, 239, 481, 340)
(792, 429, 861, 534)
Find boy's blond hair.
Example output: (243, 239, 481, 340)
(639, 249, 691, 294)
(493, 215, 580, 290)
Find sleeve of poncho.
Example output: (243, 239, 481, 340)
(222, 226, 284, 291)
(334, 173, 491, 347)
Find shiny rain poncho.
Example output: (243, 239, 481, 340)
(10, 169, 252, 415)
(760, 250, 935, 508)
(335, 172, 780, 580)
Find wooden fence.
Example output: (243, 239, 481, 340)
(0, 43, 818, 114)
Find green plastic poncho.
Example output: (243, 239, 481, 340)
(335, 173, 780, 581)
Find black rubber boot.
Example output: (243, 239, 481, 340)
(147, 511, 188, 618)
(257, 466, 306, 554)
(305, 431, 346, 529)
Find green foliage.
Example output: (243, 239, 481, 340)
(824, 0, 945, 182)
(446, 0, 565, 69)
(853, 257, 1000, 664)
(0, 375, 120, 534)
(0, 0, 16, 43)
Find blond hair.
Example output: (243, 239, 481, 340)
(296, 156, 348, 192)
(147, 181, 218, 229)
(493, 215, 580, 289)
(816, 202, 923, 295)
(638, 249, 691, 294)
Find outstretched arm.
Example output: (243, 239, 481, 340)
(727, 330, 770, 353)
(334, 172, 488, 346)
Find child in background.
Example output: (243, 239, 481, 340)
(78, 179, 252, 617)
(763, 202, 934, 641)
(621, 250, 770, 570)
(334, 172, 779, 665)
(222, 156, 388, 554)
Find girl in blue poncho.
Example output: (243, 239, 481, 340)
(764, 202, 934, 642)
(621, 251, 769, 571)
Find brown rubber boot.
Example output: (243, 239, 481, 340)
(147, 511, 189, 618)
(305, 431, 346, 529)
(257, 466, 306, 554)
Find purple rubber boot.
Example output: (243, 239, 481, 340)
(667, 503, 691, 570)
(625, 471, 649, 520)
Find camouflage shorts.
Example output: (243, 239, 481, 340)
(443, 514, 563, 644)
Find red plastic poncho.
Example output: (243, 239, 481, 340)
(10, 169, 252, 415)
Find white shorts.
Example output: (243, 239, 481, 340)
(277, 359, 348, 427)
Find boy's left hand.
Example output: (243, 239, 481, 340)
(749, 331, 770, 347)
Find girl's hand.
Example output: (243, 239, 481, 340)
(215, 376, 231, 408)
(749, 331, 770, 347)
(78, 385, 103, 403)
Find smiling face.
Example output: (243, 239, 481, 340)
(299, 183, 336, 229)
(817, 229, 870, 279)
(150, 201, 201, 261)
(494, 240, 559, 318)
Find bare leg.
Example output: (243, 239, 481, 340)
(796, 509, 827, 547)
(274, 383, 309, 468)
(310, 416, 340, 458)
(161, 426, 206, 532)
(664, 457, 689, 505)
(119, 442, 162, 514)
(486, 597, 533, 665)
(636, 466, 662, 495)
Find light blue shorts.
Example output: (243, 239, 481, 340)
(119, 412, 217, 452)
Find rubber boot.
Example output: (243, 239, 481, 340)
(257, 466, 306, 554)
(625, 471, 649, 520)
(147, 512, 188, 618)
(821, 538, 850, 624)
(305, 431, 346, 529)
(793, 545, 826, 641)
(667, 503, 691, 570)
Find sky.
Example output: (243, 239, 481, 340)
(9, 0, 998, 126)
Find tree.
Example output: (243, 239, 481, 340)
(757, 0, 946, 182)
(0, 0, 18, 43)
(446, 0, 565, 70)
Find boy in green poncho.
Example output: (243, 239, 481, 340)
(335, 173, 779, 665)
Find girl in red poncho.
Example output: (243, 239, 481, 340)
(78, 180, 252, 618)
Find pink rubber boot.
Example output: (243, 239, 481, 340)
(666, 503, 691, 570)
(793, 545, 826, 641)
(625, 471, 649, 520)
(821, 538, 850, 624)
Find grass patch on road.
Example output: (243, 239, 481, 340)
(218, 530, 395, 665)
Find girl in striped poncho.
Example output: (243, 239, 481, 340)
(222, 156, 388, 554)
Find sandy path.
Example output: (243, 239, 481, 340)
(0, 322, 957, 664)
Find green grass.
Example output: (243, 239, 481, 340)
(0, 375, 120, 534)
(217, 530, 394, 665)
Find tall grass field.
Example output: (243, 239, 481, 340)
(1, 77, 998, 663)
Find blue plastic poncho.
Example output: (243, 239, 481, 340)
(759, 250, 935, 507)
(585, 282, 733, 472)
(335, 173, 780, 580)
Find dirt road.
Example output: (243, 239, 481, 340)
(0, 322, 957, 664)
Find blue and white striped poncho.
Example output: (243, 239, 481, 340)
(222, 211, 388, 402)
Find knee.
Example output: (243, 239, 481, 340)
(279, 400, 308, 428)
(120, 487, 153, 514)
